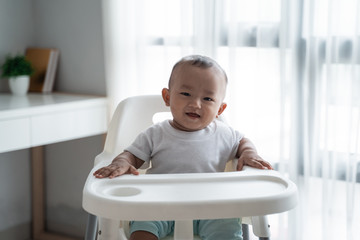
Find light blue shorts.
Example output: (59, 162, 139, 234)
(130, 218, 243, 240)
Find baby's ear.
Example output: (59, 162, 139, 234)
(162, 88, 171, 106)
(217, 103, 227, 117)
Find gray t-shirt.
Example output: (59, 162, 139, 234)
(125, 120, 243, 174)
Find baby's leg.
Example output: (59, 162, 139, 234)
(130, 220, 174, 240)
(130, 230, 158, 240)
(197, 218, 243, 240)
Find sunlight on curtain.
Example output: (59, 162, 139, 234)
(102, 0, 194, 113)
(299, 0, 360, 239)
(102, 0, 360, 239)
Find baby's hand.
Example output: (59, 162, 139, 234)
(237, 150, 273, 171)
(93, 160, 139, 179)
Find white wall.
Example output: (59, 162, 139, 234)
(0, 0, 106, 239)
(0, 0, 35, 92)
(32, 0, 106, 95)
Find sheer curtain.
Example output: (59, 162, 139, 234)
(102, 0, 360, 239)
(296, 0, 360, 239)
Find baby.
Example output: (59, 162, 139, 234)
(94, 55, 273, 240)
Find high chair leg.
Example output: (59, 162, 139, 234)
(98, 217, 121, 240)
(242, 224, 250, 240)
(251, 216, 270, 239)
(85, 214, 98, 240)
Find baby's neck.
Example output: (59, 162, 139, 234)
(168, 119, 208, 132)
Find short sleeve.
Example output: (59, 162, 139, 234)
(125, 131, 153, 162)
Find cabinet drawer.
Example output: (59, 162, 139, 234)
(0, 118, 31, 152)
(31, 106, 107, 146)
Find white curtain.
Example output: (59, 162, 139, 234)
(102, 0, 360, 239)
(295, 0, 360, 239)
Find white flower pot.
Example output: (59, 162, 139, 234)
(9, 75, 30, 96)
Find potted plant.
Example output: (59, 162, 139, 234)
(1, 54, 34, 95)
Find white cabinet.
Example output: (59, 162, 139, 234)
(0, 93, 108, 153)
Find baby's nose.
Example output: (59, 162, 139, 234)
(188, 98, 201, 108)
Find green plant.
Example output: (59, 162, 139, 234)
(1, 55, 34, 78)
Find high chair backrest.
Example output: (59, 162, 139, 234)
(97, 95, 170, 165)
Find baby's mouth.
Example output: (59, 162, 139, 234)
(186, 112, 200, 118)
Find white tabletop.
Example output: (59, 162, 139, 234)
(0, 93, 107, 120)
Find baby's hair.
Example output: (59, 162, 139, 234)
(168, 55, 228, 88)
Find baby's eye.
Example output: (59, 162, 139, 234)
(203, 97, 214, 102)
(180, 92, 191, 96)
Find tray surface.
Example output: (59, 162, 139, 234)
(83, 169, 298, 220)
(93, 173, 287, 202)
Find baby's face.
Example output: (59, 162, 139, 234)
(163, 65, 227, 131)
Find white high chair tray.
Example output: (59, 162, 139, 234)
(83, 167, 298, 221)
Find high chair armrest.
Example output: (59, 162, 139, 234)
(93, 150, 150, 171)
(226, 158, 272, 172)
(241, 165, 271, 172)
(94, 151, 116, 166)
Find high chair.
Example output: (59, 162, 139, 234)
(82, 95, 298, 240)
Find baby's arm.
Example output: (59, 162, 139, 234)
(93, 151, 145, 179)
(236, 138, 273, 171)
